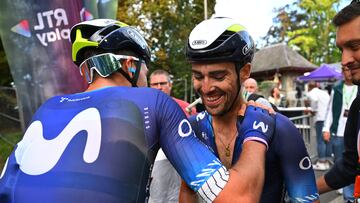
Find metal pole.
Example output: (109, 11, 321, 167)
(190, 78, 194, 103)
(204, 0, 208, 20)
(184, 78, 188, 102)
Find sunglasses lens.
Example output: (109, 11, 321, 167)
(79, 54, 122, 83)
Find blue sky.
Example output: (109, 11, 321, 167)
(213, 0, 348, 46)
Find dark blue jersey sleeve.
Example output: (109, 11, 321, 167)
(154, 92, 229, 202)
(273, 114, 319, 202)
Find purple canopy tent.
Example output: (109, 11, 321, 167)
(297, 64, 343, 81)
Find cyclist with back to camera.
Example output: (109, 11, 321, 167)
(179, 17, 319, 203)
(0, 19, 276, 203)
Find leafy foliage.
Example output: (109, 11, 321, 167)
(0, 38, 12, 86)
(263, 0, 342, 65)
(117, 0, 215, 101)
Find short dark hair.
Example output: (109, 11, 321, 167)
(333, 1, 360, 26)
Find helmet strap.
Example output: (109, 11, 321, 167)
(117, 60, 142, 87)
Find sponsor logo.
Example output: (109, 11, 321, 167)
(192, 40, 207, 46)
(11, 8, 93, 47)
(201, 132, 208, 140)
(178, 119, 193, 137)
(15, 108, 101, 175)
(60, 96, 90, 103)
(242, 43, 252, 55)
(80, 8, 94, 21)
(253, 121, 268, 133)
(144, 107, 150, 129)
(127, 29, 146, 49)
(11, 20, 31, 38)
(196, 112, 206, 121)
(299, 156, 311, 170)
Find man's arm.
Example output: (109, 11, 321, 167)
(215, 142, 266, 202)
(317, 96, 360, 193)
(275, 114, 319, 202)
(317, 176, 333, 193)
(179, 180, 198, 203)
(157, 94, 274, 202)
(179, 141, 266, 203)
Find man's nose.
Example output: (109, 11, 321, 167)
(342, 49, 355, 68)
(200, 78, 214, 94)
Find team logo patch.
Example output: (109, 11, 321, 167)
(15, 108, 102, 175)
(253, 121, 268, 133)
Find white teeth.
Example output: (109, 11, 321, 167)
(207, 96, 220, 102)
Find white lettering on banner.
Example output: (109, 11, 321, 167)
(33, 8, 70, 46)
(14, 108, 102, 175)
(253, 121, 268, 133)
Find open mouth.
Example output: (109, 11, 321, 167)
(203, 95, 223, 108)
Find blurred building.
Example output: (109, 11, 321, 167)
(251, 43, 317, 106)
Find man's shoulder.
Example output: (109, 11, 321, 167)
(172, 97, 190, 106)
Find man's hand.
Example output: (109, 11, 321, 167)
(323, 131, 331, 142)
(238, 102, 275, 149)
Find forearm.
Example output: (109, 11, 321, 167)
(179, 180, 198, 203)
(214, 141, 266, 202)
(316, 175, 333, 194)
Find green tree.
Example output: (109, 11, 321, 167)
(0, 37, 12, 86)
(263, 0, 343, 65)
(117, 0, 215, 101)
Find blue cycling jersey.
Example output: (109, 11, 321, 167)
(189, 111, 320, 203)
(0, 87, 228, 203)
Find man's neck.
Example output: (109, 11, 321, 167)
(86, 73, 132, 92)
(211, 102, 242, 135)
(345, 80, 353, 86)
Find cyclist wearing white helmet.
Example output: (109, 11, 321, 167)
(180, 17, 319, 203)
(0, 19, 276, 203)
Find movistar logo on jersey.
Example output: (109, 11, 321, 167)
(253, 121, 268, 133)
(14, 108, 101, 175)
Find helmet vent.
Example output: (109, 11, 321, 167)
(205, 31, 234, 50)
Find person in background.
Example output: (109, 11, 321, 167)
(243, 78, 274, 109)
(317, 1, 360, 201)
(243, 77, 258, 96)
(306, 81, 331, 171)
(268, 87, 286, 107)
(0, 19, 276, 203)
(148, 69, 195, 203)
(149, 69, 196, 116)
(179, 17, 319, 203)
(322, 66, 357, 201)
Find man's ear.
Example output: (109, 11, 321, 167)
(240, 63, 251, 83)
(123, 58, 136, 75)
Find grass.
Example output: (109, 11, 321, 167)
(0, 131, 22, 169)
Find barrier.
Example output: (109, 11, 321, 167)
(278, 107, 316, 159)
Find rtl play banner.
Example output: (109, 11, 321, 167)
(0, 0, 118, 129)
